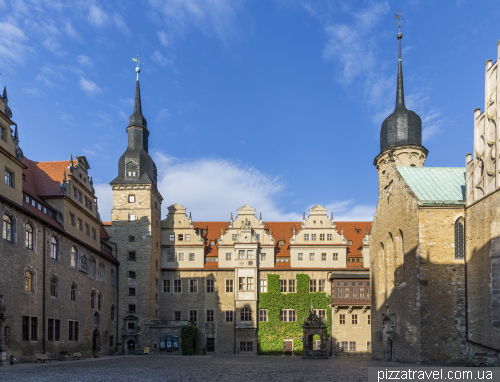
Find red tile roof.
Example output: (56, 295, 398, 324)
(337, 222, 372, 258)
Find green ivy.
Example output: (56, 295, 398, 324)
(181, 325, 198, 355)
(257, 274, 331, 355)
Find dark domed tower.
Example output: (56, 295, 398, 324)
(374, 22, 428, 191)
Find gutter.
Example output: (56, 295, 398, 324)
(42, 225, 46, 354)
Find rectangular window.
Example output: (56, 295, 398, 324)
(0, 127, 4, 141)
(129, 287, 136, 296)
(189, 310, 197, 323)
(189, 253, 195, 262)
(320, 233, 325, 241)
(129, 214, 136, 222)
(288, 279, 296, 293)
(339, 314, 346, 325)
(260, 253, 266, 261)
(128, 271, 136, 279)
(341, 341, 348, 352)
(55, 319, 60, 341)
(174, 311, 181, 321)
(298, 253, 304, 261)
(207, 279, 214, 293)
(232, 234, 237, 241)
(206, 310, 214, 322)
(349, 341, 356, 352)
(259, 310, 268, 322)
(167, 252, 175, 262)
(91, 229, 96, 240)
(367, 341, 372, 351)
(333, 253, 338, 261)
(78, 191, 82, 202)
(77, 219, 83, 231)
(128, 195, 135, 203)
(169, 234, 174, 241)
(226, 310, 233, 322)
(164, 280, 170, 293)
(311, 234, 316, 241)
(110, 335, 114, 347)
(319, 279, 326, 292)
(226, 253, 231, 261)
(260, 280, 267, 293)
(309, 279, 317, 292)
(178, 234, 183, 241)
(225, 279, 233, 293)
(22, 316, 29, 341)
(69, 213, 75, 226)
(31, 317, 38, 341)
(74, 322, 79, 341)
(314, 309, 326, 320)
(178, 253, 184, 261)
(309, 253, 315, 261)
(327, 234, 332, 241)
(128, 251, 136, 261)
(304, 234, 309, 241)
(247, 277, 253, 290)
(85, 224, 90, 236)
(128, 304, 136, 313)
(189, 279, 198, 293)
(185, 234, 191, 242)
(69, 321, 73, 341)
(344, 287, 349, 298)
(256, 234, 260, 241)
(4, 170, 13, 187)
(48, 318, 53, 341)
(352, 314, 358, 325)
(239, 277, 246, 291)
(368, 314, 371, 325)
(174, 280, 182, 293)
(280, 279, 287, 293)
(321, 253, 326, 261)
(247, 250, 254, 259)
(280, 309, 296, 322)
(238, 250, 245, 259)
(352, 288, 357, 298)
(359, 288, 364, 298)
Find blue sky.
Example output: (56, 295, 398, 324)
(2, 0, 500, 222)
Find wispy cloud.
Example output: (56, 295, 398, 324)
(77, 55, 93, 67)
(113, 13, 131, 35)
(79, 77, 101, 96)
(88, 4, 109, 27)
(151, 50, 174, 68)
(156, 108, 171, 121)
(325, 200, 375, 221)
(0, 21, 31, 66)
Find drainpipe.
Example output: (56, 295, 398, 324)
(42, 226, 46, 354)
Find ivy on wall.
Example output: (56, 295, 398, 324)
(257, 274, 331, 355)
(181, 325, 198, 355)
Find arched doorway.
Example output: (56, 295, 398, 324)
(127, 340, 136, 355)
(92, 328, 101, 353)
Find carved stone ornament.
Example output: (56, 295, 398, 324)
(80, 255, 88, 273)
(60, 182, 68, 196)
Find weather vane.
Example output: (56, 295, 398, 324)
(394, 9, 405, 59)
(132, 55, 145, 81)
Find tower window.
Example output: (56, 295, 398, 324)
(128, 195, 135, 203)
(125, 162, 139, 178)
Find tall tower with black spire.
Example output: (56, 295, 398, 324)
(374, 18, 428, 190)
(110, 57, 163, 353)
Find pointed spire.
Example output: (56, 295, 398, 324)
(259, 212, 262, 221)
(303, 212, 306, 220)
(63, 168, 67, 182)
(90, 175, 93, 184)
(395, 21, 405, 109)
(231, 212, 233, 221)
(331, 212, 333, 221)
(14, 125, 19, 142)
(70, 154, 73, 167)
(221, 227, 223, 235)
(341, 226, 344, 235)
(128, 80, 147, 129)
(365, 226, 369, 235)
(189, 212, 192, 220)
(2, 86, 7, 101)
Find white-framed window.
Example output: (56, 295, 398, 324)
(298, 253, 303, 261)
(321, 253, 326, 261)
(238, 250, 245, 259)
(309, 253, 315, 261)
(178, 253, 184, 261)
(304, 234, 309, 241)
(280, 279, 287, 293)
(50, 237, 58, 260)
(5, 169, 13, 187)
(260, 280, 267, 293)
(260, 253, 266, 261)
(163, 279, 171, 293)
(239, 277, 246, 291)
(311, 234, 316, 241)
(185, 234, 191, 242)
(327, 234, 332, 241)
(333, 253, 338, 261)
(25, 223, 34, 250)
(288, 279, 296, 293)
(189, 279, 198, 293)
(129, 214, 136, 221)
(226, 253, 231, 261)
(247, 250, 254, 259)
(128, 195, 135, 203)
(280, 309, 296, 322)
(319, 279, 326, 292)
(169, 234, 174, 241)
(189, 253, 195, 261)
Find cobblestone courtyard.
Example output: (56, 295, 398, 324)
(0, 355, 433, 382)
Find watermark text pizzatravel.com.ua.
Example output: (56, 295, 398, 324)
(368, 367, 497, 382)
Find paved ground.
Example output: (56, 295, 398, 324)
(0, 355, 429, 382)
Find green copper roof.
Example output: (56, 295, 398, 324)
(396, 167, 466, 205)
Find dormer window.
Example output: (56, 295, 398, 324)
(126, 162, 139, 178)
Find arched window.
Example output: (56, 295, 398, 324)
(89, 258, 96, 278)
(3, 214, 13, 242)
(98, 263, 105, 281)
(111, 305, 115, 321)
(94, 312, 100, 326)
(110, 269, 116, 286)
(50, 237, 58, 260)
(98, 293, 103, 310)
(91, 290, 96, 309)
(70, 246, 77, 268)
(240, 307, 252, 321)
(71, 283, 77, 302)
(455, 219, 464, 259)
(25, 270, 33, 292)
(25, 223, 33, 249)
(50, 276, 59, 298)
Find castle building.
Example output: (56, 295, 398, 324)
(0, 87, 118, 363)
(370, 24, 500, 365)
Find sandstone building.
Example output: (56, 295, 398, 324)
(370, 26, 500, 365)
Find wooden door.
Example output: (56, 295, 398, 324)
(283, 340, 293, 356)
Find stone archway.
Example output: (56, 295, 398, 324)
(381, 306, 395, 361)
(302, 310, 328, 359)
(92, 328, 101, 353)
